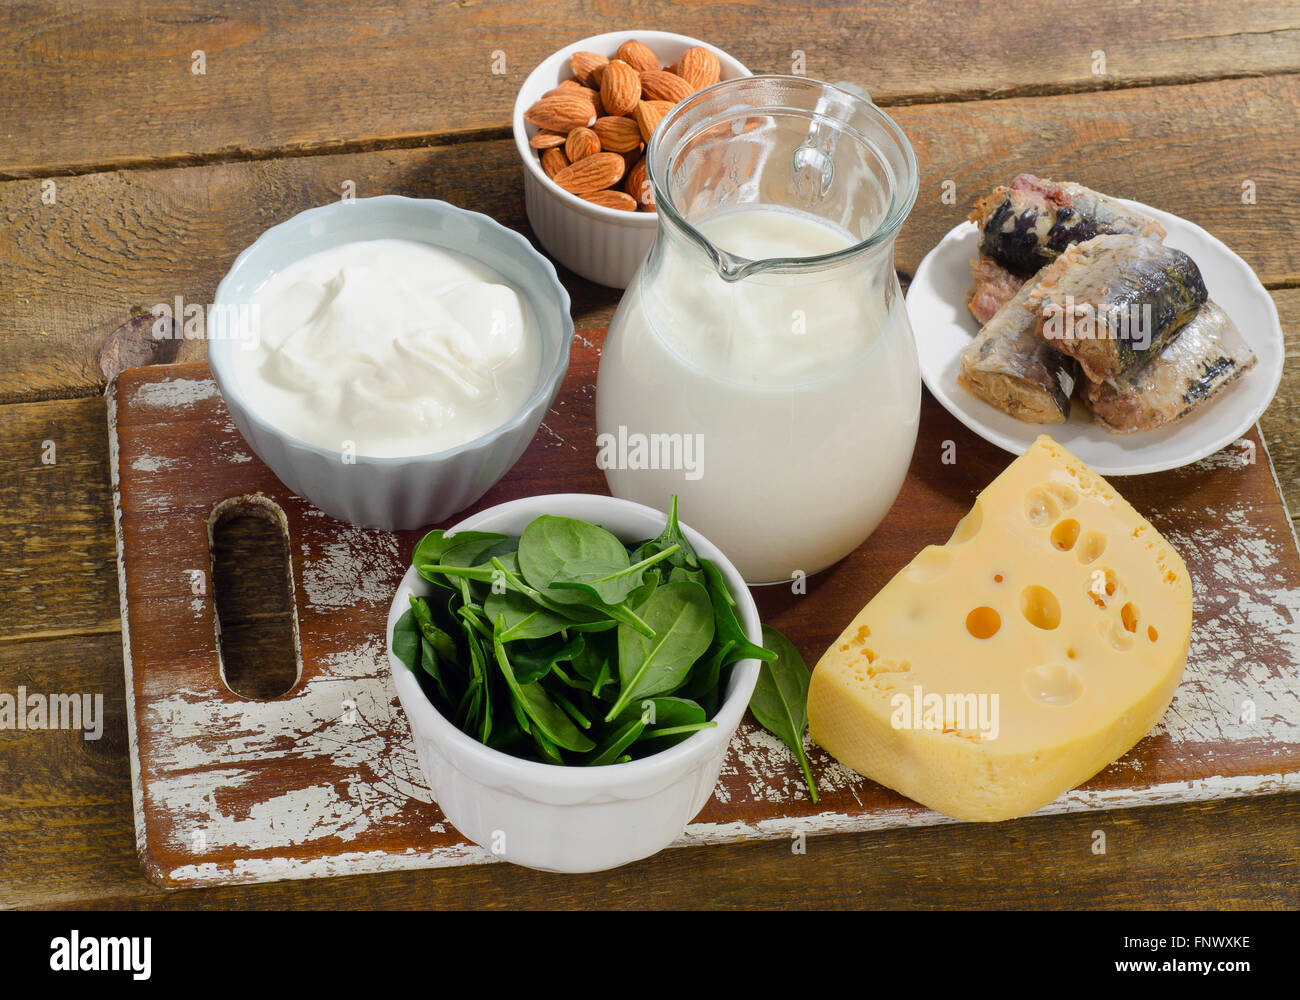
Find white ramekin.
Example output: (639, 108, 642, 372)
(512, 30, 751, 289)
(385, 493, 762, 872)
(210, 196, 574, 531)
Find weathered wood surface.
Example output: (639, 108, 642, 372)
(4, 0, 1300, 910)
(5, 74, 1299, 406)
(108, 341, 1300, 888)
(5, 629, 1297, 909)
(3, 2, 1298, 178)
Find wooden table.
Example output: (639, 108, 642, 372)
(2, 1, 1298, 910)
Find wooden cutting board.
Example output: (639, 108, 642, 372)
(108, 331, 1300, 888)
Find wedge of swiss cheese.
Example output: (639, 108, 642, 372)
(808, 435, 1192, 821)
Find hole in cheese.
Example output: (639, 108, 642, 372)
(1024, 488, 1059, 527)
(1121, 602, 1140, 633)
(1045, 483, 1080, 510)
(1101, 618, 1136, 651)
(950, 500, 984, 543)
(965, 606, 1001, 639)
(1022, 663, 1084, 706)
(1148, 625, 1159, 642)
(1087, 568, 1118, 607)
(905, 546, 952, 582)
(1077, 530, 1107, 564)
(1020, 585, 1062, 630)
(1051, 519, 1080, 551)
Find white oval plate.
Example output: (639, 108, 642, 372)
(906, 201, 1284, 475)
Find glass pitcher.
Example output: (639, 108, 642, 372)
(595, 76, 921, 584)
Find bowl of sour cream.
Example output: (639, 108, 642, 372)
(210, 196, 574, 530)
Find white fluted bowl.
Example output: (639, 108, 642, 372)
(210, 196, 574, 530)
(512, 30, 751, 288)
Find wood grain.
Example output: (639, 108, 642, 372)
(2, 1, 1298, 176)
(1259, 288, 1300, 518)
(0, 397, 119, 642)
(4, 0, 1300, 911)
(4, 623, 1298, 908)
(108, 346, 1300, 888)
(3, 74, 1298, 405)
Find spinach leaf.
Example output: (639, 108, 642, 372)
(700, 558, 777, 666)
(507, 635, 585, 685)
(584, 718, 646, 766)
(630, 495, 700, 572)
(549, 545, 679, 606)
(605, 581, 714, 720)
(491, 556, 654, 637)
(667, 564, 705, 586)
(517, 515, 631, 604)
(483, 588, 574, 641)
(461, 622, 492, 743)
(531, 726, 565, 765)
(618, 695, 707, 729)
(409, 596, 458, 663)
(642, 721, 717, 740)
(493, 626, 595, 754)
(420, 638, 452, 703)
(412, 529, 508, 567)
(392, 608, 421, 673)
(751, 625, 819, 803)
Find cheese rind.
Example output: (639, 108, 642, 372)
(807, 435, 1192, 821)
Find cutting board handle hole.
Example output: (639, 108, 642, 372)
(208, 496, 303, 700)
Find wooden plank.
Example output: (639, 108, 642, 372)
(3, 74, 1299, 404)
(4, 628, 1299, 907)
(1259, 288, 1300, 519)
(2, 1, 1298, 177)
(0, 633, 144, 908)
(0, 397, 119, 642)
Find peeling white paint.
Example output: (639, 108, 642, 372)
(130, 454, 176, 472)
(132, 377, 219, 409)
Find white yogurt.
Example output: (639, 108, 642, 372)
(596, 207, 921, 583)
(235, 238, 539, 458)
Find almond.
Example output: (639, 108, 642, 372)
(639, 69, 692, 104)
(620, 147, 644, 173)
(615, 39, 659, 73)
(599, 59, 641, 117)
(570, 51, 608, 86)
(583, 189, 639, 212)
(633, 99, 673, 143)
(540, 147, 569, 180)
(677, 47, 721, 90)
(592, 115, 643, 153)
(551, 151, 626, 195)
(529, 130, 566, 149)
(625, 157, 654, 210)
(526, 93, 596, 132)
(565, 126, 601, 162)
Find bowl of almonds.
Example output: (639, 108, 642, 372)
(512, 30, 750, 288)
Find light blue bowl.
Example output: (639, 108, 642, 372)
(210, 196, 575, 530)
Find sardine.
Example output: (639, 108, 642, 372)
(966, 254, 1025, 325)
(1082, 301, 1257, 433)
(959, 274, 1079, 423)
(1024, 234, 1207, 382)
(970, 174, 1166, 276)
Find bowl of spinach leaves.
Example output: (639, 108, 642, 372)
(386, 492, 770, 872)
